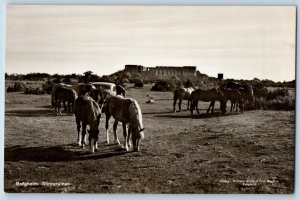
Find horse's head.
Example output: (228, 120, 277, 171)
(87, 128, 99, 153)
(131, 126, 145, 152)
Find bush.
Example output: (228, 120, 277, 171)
(252, 96, 294, 111)
(265, 96, 295, 111)
(42, 80, 55, 94)
(151, 79, 183, 92)
(24, 87, 45, 95)
(6, 82, 26, 92)
(134, 80, 144, 88)
(266, 88, 289, 101)
(121, 78, 130, 84)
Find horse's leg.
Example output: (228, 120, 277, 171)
(105, 114, 111, 143)
(173, 98, 177, 112)
(81, 123, 87, 148)
(207, 101, 212, 113)
(122, 123, 129, 151)
(127, 126, 131, 147)
(178, 99, 182, 111)
(235, 100, 239, 112)
(208, 101, 215, 113)
(57, 99, 62, 115)
(113, 120, 120, 145)
(173, 97, 177, 112)
(196, 101, 200, 114)
(76, 118, 81, 146)
(211, 101, 215, 113)
(63, 100, 67, 111)
(190, 100, 194, 115)
(187, 99, 189, 110)
(230, 100, 234, 112)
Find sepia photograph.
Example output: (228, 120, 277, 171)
(4, 5, 296, 193)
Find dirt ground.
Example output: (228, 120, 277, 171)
(4, 84, 295, 193)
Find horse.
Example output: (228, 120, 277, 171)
(238, 85, 254, 107)
(51, 83, 73, 109)
(105, 95, 145, 152)
(51, 83, 96, 109)
(223, 81, 254, 109)
(116, 85, 126, 97)
(189, 88, 227, 115)
(73, 96, 102, 153)
(173, 87, 194, 112)
(54, 87, 78, 115)
(220, 88, 244, 112)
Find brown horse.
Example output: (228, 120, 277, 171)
(221, 88, 244, 112)
(51, 83, 95, 109)
(73, 96, 102, 153)
(223, 81, 254, 109)
(190, 88, 227, 115)
(54, 87, 78, 115)
(105, 95, 145, 152)
(173, 87, 194, 112)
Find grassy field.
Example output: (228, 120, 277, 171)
(4, 84, 295, 193)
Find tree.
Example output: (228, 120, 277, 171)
(83, 70, 93, 83)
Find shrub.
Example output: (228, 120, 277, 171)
(24, 87, 45, 95)
(151, 79, 183, 92)
(266, 88, 289, 101)
(42, 80, 55, 94)
(252, 96, 294, 111)
(265, 96, 295, 111)
(134, 79, 144, 88)
(6, 82, 26, 92)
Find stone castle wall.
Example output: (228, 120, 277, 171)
(124, 65, 196, 80)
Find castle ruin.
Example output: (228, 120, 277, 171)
(124, 64, 196, 80)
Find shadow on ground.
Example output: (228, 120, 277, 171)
(5, 144, 130, 162)
(5, 109, 55, 117)
(5, 109, 74, 117)
(154, 111, 237, 119)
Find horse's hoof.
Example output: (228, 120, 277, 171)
(114, 139, 120, 145)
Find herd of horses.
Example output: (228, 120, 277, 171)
(50, 81, 254, 154)
(173, 81, 255, 115)
(51, 83, 144, 153)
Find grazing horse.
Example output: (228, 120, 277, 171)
(173, 87, 194, 112)
(73, 96, 102, 153)
(105, 95, 145, 152)
(221, 88, 244, 112)
(223, 81, 254, 109)
(190, 88, 227, 115)
(116, 85, 126, 97)
(54, 87, 78, 115)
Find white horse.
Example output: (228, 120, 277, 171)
(105, 95, 145, 152)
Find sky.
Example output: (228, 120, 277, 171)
(5, 5, 296, 82)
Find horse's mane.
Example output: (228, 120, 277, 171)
(128, 99, 143, 129)
(84, 97, 101, 124)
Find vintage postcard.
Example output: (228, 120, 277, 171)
(4, 5, 295, 193)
